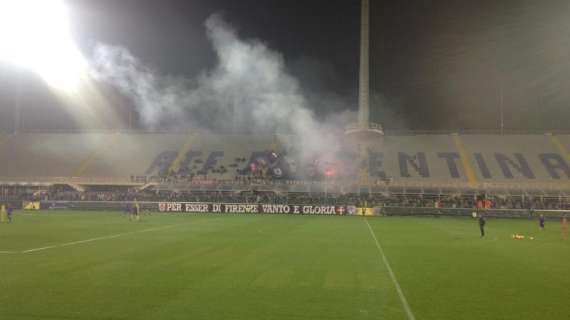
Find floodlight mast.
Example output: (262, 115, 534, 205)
(358, 0, 370, 128)
(344, 0, 383, 150)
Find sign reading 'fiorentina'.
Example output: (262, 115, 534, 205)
(158, 202, 348, 215)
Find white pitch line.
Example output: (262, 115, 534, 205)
(22, 246, 57, 253)
(21, 224, 179, 254)
(0, 251, 16, 254)
(364, 218, 416, 320)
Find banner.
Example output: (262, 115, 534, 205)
(23, 201, 40, 210)
(158, 202, 349, 215)
(356, 207, 375, 216)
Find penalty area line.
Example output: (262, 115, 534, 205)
(21, 224, 180, 254)
(364, 218, 416, 320)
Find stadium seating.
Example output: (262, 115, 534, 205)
(0, 133, 102, 178)
(0, 132, 568, 191)
(379, 134, 569, 181)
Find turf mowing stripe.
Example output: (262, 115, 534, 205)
(0, 251, 17, 254)
(21, 224, 180, 254)
(364, 218, 417, 320)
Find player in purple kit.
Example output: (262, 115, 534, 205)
(538, 214, 545, 231)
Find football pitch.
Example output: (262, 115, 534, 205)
(1, 211, 569, 320)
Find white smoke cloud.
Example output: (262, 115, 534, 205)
(91, 14, 352, 161)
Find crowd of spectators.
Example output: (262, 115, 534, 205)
(1, 186, 569, 210)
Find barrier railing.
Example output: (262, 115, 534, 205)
(2, 175, 570, 196)
(37, 201, 570, 219)
(0, 176, 135, 185)
(379, 207, 570, 218)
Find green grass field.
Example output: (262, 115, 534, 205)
(1, 211, 569, 320)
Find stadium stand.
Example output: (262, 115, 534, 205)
(0, 132, 569, 193)
(0, 132, 11, 149)
(0, 133, 102, 179)
(80, 133, 187, 179)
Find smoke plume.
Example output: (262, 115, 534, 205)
(92, 14, 352, 161)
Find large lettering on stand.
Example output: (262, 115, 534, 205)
(539, 153, 570, 179)
(399, 152, 430, 178)
(197, 151, 225, 175)
(145, 151, 177, 176)
(158, 202, 348, 215)
(495, 153, 535, 179)
(437, 152, 461, 178)
(142, 148, 570, 182)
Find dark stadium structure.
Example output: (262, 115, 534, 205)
(0, 0, 569, 216)
(2, 2, 570, 320)
(0, 131, 569, 215)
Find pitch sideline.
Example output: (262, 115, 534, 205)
(364, 218, 417, 320)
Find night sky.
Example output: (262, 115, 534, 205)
(1, 0, 570, 132)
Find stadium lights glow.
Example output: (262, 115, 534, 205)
(0, 0, 87, 92)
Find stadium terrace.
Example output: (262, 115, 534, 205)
(2, 1, 570, 319)
(1, 132, 569, 190)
